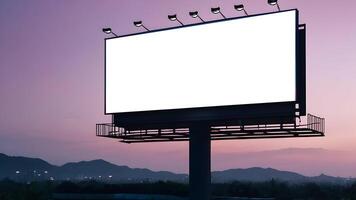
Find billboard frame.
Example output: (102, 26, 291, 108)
(104, 9, 306, 129)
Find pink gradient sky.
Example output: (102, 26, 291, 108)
(0, 0, 355, 177)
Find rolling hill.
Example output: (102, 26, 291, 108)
(0, 153, 351, 184)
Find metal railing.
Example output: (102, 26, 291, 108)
(96, 113, 325, 142)
(96, 123, 125, 137)
(307, 113, 325, 133)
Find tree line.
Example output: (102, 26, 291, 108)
(1, 179, 356, 200)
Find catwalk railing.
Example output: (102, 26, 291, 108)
(307, 113, 325, 133)
(96, 114, 325, 143)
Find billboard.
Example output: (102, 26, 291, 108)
(106, 10, 297, 115)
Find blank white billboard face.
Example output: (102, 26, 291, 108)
(106, 10, 297, 114)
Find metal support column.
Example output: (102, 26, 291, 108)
(189, 123, 211, 200)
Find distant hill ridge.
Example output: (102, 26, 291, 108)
(0, 153, 351, 184)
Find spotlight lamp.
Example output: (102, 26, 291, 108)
(102, 28, 112, 34)
(133, 21, 150, 31)
(133, 21, 143, 27)
(189, 11, 198, 18)
(102, 28, 118, 37)
(189, 11, 205, 22)
(211, 7, 226, 19)
(234, 4, 248, 16)
(168, 14, 177, 21)
(268, 0, 281, 11)
(211, 7, 221, 14)
(168, 14, 184, 26)
(268, 0, 278, 5)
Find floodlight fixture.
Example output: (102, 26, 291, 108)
(133, 21, 150, 31)
(102, 28, 118, 37)
(211, 7, 226, 19)
(168, 14, 184, 26)
(234, 4, 248, 16)
(268, 0, 281, 11)
(189, 11, 205, 22)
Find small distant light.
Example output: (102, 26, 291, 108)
(50, 177, 55, 181)
(16, 171, 20, 174)
(44, 171, 48, 174)
(108, 175, 113, 178)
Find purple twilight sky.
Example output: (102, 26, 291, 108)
(0, 0, 356, 177)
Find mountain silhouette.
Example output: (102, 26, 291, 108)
(0, 153, 186, 182)
(0, 153, 54, 180)
(213, 167, 307, 182)
(0, 153, 352, 184)
(55, 159, 186, 181)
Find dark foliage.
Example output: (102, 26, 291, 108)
(54, 180, 188, 196)
(212, 180, 353, 200)
(1, 179, 356, 200)
(0, 179, 53, 200)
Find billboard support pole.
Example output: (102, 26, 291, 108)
(189, 123, 211, 200)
